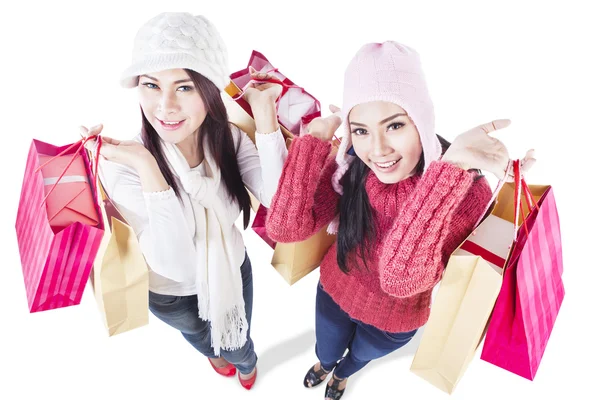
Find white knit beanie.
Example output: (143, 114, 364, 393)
(120, 12, 229, 90)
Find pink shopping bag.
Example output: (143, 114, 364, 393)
(480, 160, 564, 380)
(15, 137, 105, 313)
(229, 50, 321, 136)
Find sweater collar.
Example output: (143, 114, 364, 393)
(365, 170, 420, 217)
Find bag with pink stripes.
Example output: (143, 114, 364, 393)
(15, 137, 104, 313)
(481, 160, 565, 380)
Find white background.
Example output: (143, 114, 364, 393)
(1, 1, 598, 399)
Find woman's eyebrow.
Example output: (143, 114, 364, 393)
(139, 75, 192, 85)
(350, 113, 407, 127)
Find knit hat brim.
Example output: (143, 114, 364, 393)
(120, 52, 228, 90)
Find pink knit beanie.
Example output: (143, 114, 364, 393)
(328, 41, 441, 233)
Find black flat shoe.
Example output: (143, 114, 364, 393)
(304, 363, 332, 388)
(324, 375, 346, 400)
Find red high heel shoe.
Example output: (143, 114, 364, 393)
(208, 358, 236, 377)
(238, 368, 258, 390)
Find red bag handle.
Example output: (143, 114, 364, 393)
(231, 68, 299, 103)
(513, 159, 523, 240)
(521, 176, 538, 213)
(513, 160, 539, 241)
(36, 136, 102, 207)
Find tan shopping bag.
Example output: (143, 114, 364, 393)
(90, 181, 149, 336)
(271, 225, 337, 285)
(410, 173, 530, 393)
(410, 255, 503, 393)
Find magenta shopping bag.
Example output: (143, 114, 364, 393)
(480, 161, 564, 380)
(15, 138, 104, 313)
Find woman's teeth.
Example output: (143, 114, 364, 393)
(375, 159, 399, 168)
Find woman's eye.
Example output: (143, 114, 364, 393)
(177, 85, 194, 92)
(141, 82, 158, 89)
(352, 128, 368, 135)
(388, 122, 405, 131)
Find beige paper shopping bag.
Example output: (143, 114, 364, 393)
(410, 175, 529, 394)
(90, 181, 149, 336)
(410, 256, 503, 394)
(271, 224, 337, 285)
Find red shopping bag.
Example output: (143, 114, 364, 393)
(15, 137, 105, 313)
(228, 50, 321, 136)
(480, 160, 564, 380)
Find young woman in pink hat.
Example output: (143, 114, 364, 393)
(265, 41, 535, 399)
(81, 12, 288, 390)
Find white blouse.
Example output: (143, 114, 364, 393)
(98, 125, 288, 295)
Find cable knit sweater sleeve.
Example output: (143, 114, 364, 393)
(266, 135, 339, 243)
(379, 161, 492, 298)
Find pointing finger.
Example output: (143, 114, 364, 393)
(480, 119, 511, 134)
(329, 104, 341, 114)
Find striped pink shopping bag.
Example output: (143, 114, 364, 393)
(481, 160, 564, 380)
(15, 137, 105, 313)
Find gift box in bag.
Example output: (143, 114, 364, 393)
(480, 161, 564, 381)
(15, 138, 104, 312)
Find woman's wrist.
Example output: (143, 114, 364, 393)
(135, 155, 170, 193)
(251, 101, 279, 134)
(131, 150, 155, 171)
(308, 132, 333, 143)
(441, 153, 471, 171)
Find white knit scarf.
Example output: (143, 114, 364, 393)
(161, 136, 248, 356)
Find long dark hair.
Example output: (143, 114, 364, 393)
(140, 69, 252, 229)
(337, 134, 452, 273)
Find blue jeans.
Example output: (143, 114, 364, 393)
(149, 253, 257, 375)
(315, 281, 417, 379)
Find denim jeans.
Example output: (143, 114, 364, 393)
(315, 281, 417, 379)
(149, 252, 257, 374)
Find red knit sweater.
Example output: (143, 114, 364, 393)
(266, 135, 492, 333)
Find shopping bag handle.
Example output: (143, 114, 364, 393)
(35, 135, 102, 207)
(520, 175, 537, 213)
(513, 159, 523, 240)
(513, 159, 540, 240)
(472, 160, 512, 229)
(231, 68, 298, 103)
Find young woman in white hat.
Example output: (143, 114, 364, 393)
(82, 12, 287, 390)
